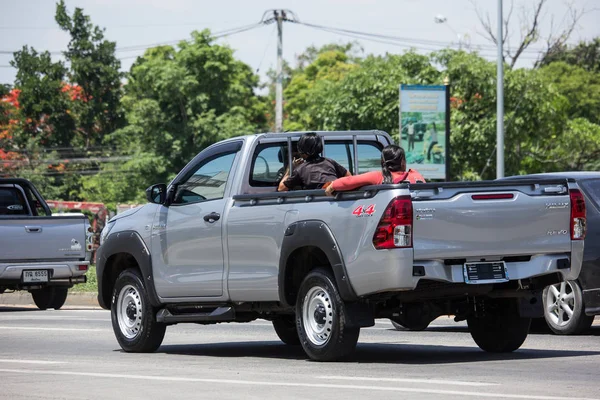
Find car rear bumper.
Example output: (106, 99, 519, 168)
(583, 288, 600, 316)
(0, 261, 89, 290)
(354, 252, 576, 297)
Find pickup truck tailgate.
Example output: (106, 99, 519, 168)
(411, 180, 572, 260)
(0, 216, 88, 261)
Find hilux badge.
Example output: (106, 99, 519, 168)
(545, 202, 568, 209)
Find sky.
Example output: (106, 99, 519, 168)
(1, 0, 599, 86)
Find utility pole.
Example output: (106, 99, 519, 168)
(275, 10, 284, 132)
(261, 10, 297, 132)
(496, 0, 504, 179)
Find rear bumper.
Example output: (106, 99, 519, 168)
(583, 288, 600, 316)
(353, 252, 577, 297)
(0, 261, 89, 290)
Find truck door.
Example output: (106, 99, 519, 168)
(151, 142, 241, 298)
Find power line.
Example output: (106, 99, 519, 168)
(294, 20, 563, 55)
(0, 21, 266, 57)
(0, 21, 248, 30)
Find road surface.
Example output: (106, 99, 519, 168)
(0, 306, 599, 400)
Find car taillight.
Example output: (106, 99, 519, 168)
(373, 196, 412, 249)
(570, 189, 586, 240)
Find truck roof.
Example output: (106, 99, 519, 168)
(215, 130, 391, 145)
(0, 178, 35, 186)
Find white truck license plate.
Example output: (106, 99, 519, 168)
(22, 270, 49, 283)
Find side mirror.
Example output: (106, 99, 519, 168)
(146, 183, 167, 204)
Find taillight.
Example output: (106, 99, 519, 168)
(78, 264, 88, 271)
(570, 189, 586, 240)
(373, 196, 412, 249)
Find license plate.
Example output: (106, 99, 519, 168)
(22, 270, 49, 283)
(463, 262, 508, 284)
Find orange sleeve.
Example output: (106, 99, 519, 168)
(407, 169, 426, 183)
(331, 171, 383, 191)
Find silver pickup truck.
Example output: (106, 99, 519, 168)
(97, 130, 585, 361)
(0, 178, 91, 309)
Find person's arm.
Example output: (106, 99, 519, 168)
(278, 165, 304, 192)
(277, 170, 290, 192)
(325, 171, 382, 196)
(277, 158, 304, 191)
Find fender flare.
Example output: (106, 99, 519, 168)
(278, 220, 357, 307)
(96, 230, 161, 309)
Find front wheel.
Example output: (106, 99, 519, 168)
(111, 269, 166, 353)
(296, 268, 360, 361)
(543, 280, 594, 335)
(31, 287, 68, 310)
(467, 299, 530, 353)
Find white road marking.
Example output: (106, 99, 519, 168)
(0, 326, 106, 332)
(322, 375, 498, 387)
(0, 369, 596, 400)
(0, 359, 66, 365)
(0, 316, 108, 322)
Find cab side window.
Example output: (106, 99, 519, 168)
(356, 143, 383, 173)
(323, 141, 383, 174)
(250, 143, 286, 187)
(173, 152, 237, 205)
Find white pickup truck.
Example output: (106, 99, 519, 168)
(0, 178, 91, 309)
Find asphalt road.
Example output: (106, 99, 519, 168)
(0, 306, 599, 400)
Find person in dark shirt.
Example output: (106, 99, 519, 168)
(278, 132, 351, 191)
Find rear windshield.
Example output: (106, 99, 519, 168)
(0, 187, 29, 215)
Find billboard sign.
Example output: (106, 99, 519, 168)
(399, 84, 449, 180)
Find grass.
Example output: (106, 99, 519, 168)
(69, 265, 98, 293)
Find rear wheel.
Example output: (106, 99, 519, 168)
(31, 287, 68, 310)
(467, 299, 530, 353)
(272, 316, 300, 345)
(543, 280, 594, 335)
(111, 269, 166, 353)
(296, 268, 360, 361)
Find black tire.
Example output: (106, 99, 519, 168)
(467, 299, 530, 353)
(111, 269, 166, 353)
(542, 280, 594, 335)
(272, 316, 301, 345)
(296, 268, 360, 361)
(49, 287, 68, 310)
(31, 287, 68, 310)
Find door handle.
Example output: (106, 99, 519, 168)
(203, 212, 221, 223)
(25, 226, 42, 233)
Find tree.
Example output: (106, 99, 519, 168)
(55, 0, 124, 147)
(288, 51, 440, 138)
(538, 38, 600, 73)
(10, 46, 76, 148)
(473, 0, 586, 68)
(84, 30, 267, 204)
(283, 48, 359, 131)
(540, 61, 600, 125)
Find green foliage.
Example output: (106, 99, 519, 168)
(55, 0, 124, 146)
(540, 62, 600, 124)
(539, 38, 600, 73)
(88, 30, 267, 204)
(10, 47, 76, 148)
